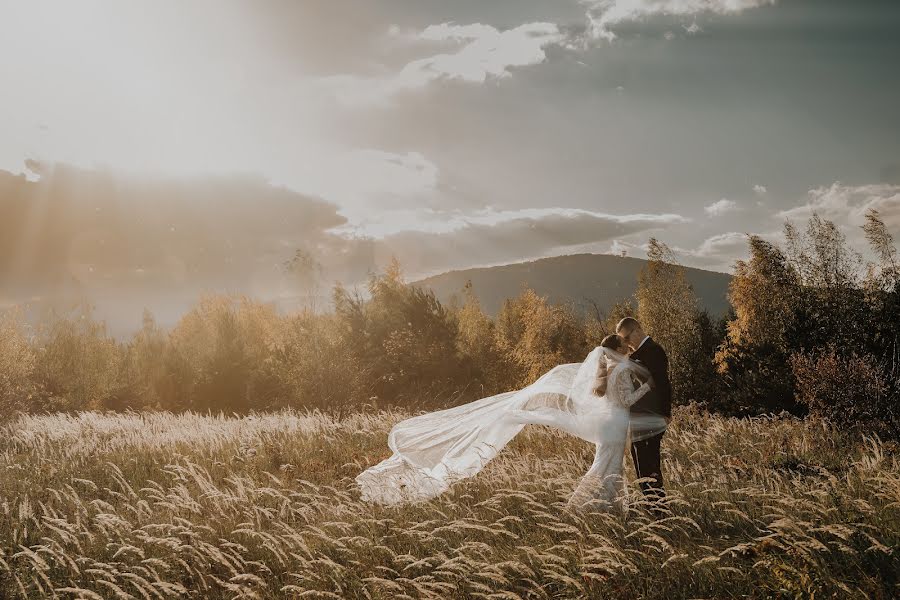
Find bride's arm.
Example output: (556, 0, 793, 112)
(611, 370, 651, 408)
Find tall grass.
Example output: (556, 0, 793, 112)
(1, 406, 897, 598)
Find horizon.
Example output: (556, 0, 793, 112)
(5, 250, 732, 339)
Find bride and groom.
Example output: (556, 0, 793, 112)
(356, 317, 671, 512)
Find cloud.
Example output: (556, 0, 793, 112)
(414, 22, 564, 81)
(677, 231, 752, 271)
(683, 181, 900, 272)
(704, 198, 739, 217)
(753, 184, 767, 195)
(693, 231, 749, 257)
(0, 161, 691, 328)
(778, 182, 900, 231)
(324, 22, 565, 106)
(581, 0, 777, 41)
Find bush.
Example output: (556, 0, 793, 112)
(454, 281, 514, 398)
(119, 310, 173, 410)
(494, 289, 588, 388)
(715, 236, 800, 414)
(166, 296, 283, 412)
(31, 304, 125, 411)
(0, 309, 37, 418)
(334, 263, 471, 409)
(267, 311, 365, 412)
(792, 347, 898, 439)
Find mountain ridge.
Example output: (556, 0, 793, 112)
(412, 253, 733, 317)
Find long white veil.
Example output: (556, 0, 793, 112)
(356, 346, 667, 505)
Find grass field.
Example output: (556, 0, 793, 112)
(1, 406, 898, 599)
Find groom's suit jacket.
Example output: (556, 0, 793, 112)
(628, 337, 672, 418)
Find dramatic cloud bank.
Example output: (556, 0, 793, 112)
(324, 0, 779, 105)
(582, 0, 778, 41)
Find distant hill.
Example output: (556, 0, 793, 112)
(413, 253, 733, 317)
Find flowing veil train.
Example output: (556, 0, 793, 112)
(356, 347, 667, 506)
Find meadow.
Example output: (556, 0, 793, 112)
(1, 405, 897, 599)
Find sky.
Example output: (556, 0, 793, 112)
(2, 0, 899, 327)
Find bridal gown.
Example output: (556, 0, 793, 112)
(561, 361, 652, 508)
(356, 347, 666, 506)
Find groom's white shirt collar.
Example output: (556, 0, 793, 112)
(637, 335, 650, 351)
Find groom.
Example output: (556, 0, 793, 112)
(616, 317, 671, 510)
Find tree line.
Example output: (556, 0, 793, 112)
(1, 211, 897, 436)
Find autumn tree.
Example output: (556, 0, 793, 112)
(453, 280, 512, 397)
(165, 296, 283, 413)
(714, 236, 799, 413)
(284, 248, 325, 313)
(119, 309, 170, 410)
(335, 258, 468, 408)
(783, 215, 867, 350)
(583, 298, 635, 349)
(31, 302, 125, 411)
(495, 288, 588, 388)
(0, 309, 37, 418)
(862, 209, 900, 379)
(637, 239, 717, 406)
(790, 210, 900, 437)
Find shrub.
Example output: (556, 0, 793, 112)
(119, 310, 172, 410)
(267, 311, 365, 412)
(494, 289, 588, 388)
(166, 296, 283, 412)
(31, 304, 124, 411)
(334, 262, 470, 409)
(0, 309, 37, 418)
(791, 347, 898, 439)
(715, 236, 799, 414)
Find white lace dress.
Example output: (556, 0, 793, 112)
(566, 361, 651, 508)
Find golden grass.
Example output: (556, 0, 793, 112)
(1, 406, 898, 599)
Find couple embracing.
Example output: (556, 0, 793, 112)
(357, 317, 671, 514)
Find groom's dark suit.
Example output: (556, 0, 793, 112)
(628, 336, 670, 505)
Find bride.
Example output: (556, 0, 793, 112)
(356, 334, 667, 509)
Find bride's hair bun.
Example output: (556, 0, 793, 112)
(593, 336, 622, 396)
(600, 334, 624, 352)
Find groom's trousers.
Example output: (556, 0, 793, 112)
(630, 431, 665, 504)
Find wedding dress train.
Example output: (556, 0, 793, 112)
(356, 346, 667, 507)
